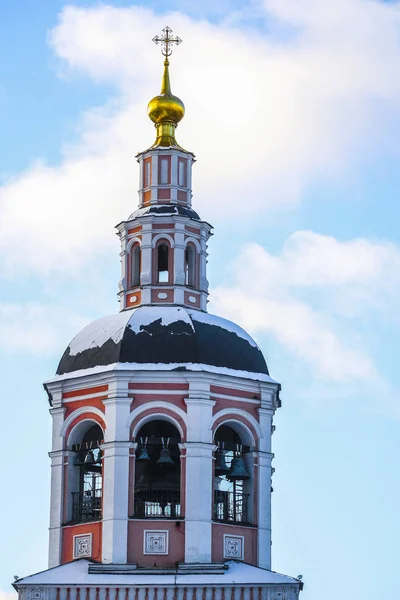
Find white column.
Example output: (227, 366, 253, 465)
(101, 377, 132, 564)
(151, 154, 159, 203)
(199, 229, 209, 294)
(257, 407, 273, 569)
(174, 223, 186, 286)
(140, 225, 153, 286)
(187, 156, 193, 206)
(48, 403, 66, 568)
(184, 381, 215, 563)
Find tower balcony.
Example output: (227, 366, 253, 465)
(70, 489, 102, 524)
(213, 490, 253, 527)
(132, 489, 183, 519)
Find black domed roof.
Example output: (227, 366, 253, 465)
(57, 306, 269, 378)
(128, 205, 201, 221)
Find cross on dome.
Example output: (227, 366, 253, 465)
(152, 26, 182, 58)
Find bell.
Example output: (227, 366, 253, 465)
(83, 450, 95, 466)
(226, 455, 250, 481)
(137, 446, 151, 461)
(157, 447, 174, 466)
(214, 449, 229, 476)
(74, 451, 85, 466)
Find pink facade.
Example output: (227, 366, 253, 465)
(128, 520, 185, 567)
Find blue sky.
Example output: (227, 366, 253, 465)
(1, 1, 400, 599)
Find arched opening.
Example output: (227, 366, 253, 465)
(131, 244, 141, 287)
(157, 243, 169, 283)
(185, 244, 196, 287)
(134, 420, 181, 519)
(213, 424, 252, 525)
(70, 424, 103, 523)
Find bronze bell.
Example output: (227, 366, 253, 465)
(157, 447, 174, 466)
(74, 451, 85, 466)
(227, 455, 250, 481)
(137, 445, 151, 461)
(94, 448, 102, 464)
(214, 449, 229, 476)
(83, 449, 95, 466)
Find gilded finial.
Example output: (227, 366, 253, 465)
(148, 26, 185, 149)
(152, 26, 182, 58)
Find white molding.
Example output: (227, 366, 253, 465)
(127, 401, 187, 438)
(126, 236, 142, 252)
(212, 408, 263, 444)
(73, 533, 93, 559)
(60, 407, 105, 442)
(184, 237, 201, 252)
(223, 534, 244, 561)
(60, 390, 107, 403)
(128, 388, 188, 395)
(151, 233, 175, 248)
(210, 392, 260, 405)
(143, 530, 169, 555)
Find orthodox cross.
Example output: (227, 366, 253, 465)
(152, 26, 182, 58)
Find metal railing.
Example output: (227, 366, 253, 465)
(133, 489, 182, 519)
(213, 489, 251, 525)
(71, 489, 102, 523)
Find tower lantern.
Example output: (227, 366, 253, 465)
(13, 28, 302, 600)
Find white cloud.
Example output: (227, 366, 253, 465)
(211, 231, 400, 383)
(0, 591, 17, 600)
(0, 303, 88, 356)
(0, 1, 399, 274)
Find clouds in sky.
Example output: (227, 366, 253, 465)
(0, 591, 17, 600)
(212, 231, 400, 384)
(0, 303, 87, 357)
(0, 0, 399, 388)
(1, 0, 400, 273)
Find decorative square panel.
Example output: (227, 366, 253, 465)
(223, 534, 244, 560)
(143, 530, 169, 555)
(30, 589, 45, 600)
(73, 533, 92, 559)
(271, 588, 291, 600)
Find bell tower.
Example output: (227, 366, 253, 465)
(13, 27, 302, 600)
(117, 27, 211, 313)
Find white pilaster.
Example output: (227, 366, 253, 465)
(48, 450, 64, 568)
(140, 224, 153, 286)
(257, 407, 273, 569)
(48, 401, 65, 568)
(101, 377, 132, 564)
(174, 223, 186, 286)
(184, 381, 215, 563)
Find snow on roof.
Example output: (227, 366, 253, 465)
(15, 560, 300, 587)
(46, 361, 277, 385)
(128, 306, 194, 334)
(68, 311, 133, 357)
(189, 310, 258, 349)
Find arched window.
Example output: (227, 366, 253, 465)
(134, 420, 181, 519)
(213, 424, 252, 525)
(157, 243, 169, 283)
(185, 244, 196, 287)
(71, 424, 103, 524)
(131, 244, 141, 287)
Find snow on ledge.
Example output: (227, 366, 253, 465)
(46, 362, 278, 385)
(15, 559, 300, 587)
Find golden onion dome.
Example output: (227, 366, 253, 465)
(147, 58, 185, 149)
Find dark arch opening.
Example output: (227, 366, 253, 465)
(71, 424, 103, 524)
(157, 243, 169, 283)
(185, 244, 196, 287)
(131, 244, 141, 287)
(134, 420, 181, 519)
(213, 424, 252, 526)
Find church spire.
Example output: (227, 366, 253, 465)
(148, 26, 185, 149)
